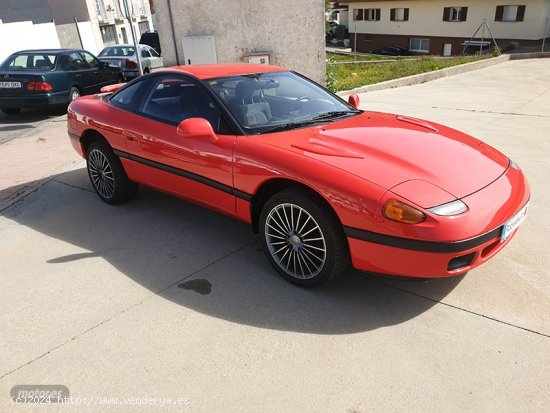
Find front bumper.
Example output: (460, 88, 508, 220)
(346, 165, 530, 277)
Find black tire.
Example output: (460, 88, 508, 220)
(117, 75, 125, 83)
(259, 188, 349, 287)
(143, 68, 150, 74)
(86, 140, 138, 204)
(69, 87, 81, 102)
(1, 107, 21, 115)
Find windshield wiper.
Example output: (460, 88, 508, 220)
(262, 110, 360, 133)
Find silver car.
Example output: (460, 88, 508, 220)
(97, 44, 163, 81)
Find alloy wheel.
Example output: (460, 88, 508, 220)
(264, 203, 327, 279)
(88, 148, 115, 199)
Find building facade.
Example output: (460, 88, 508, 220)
(340, 0, 550, 55)
(153, 0, 326, 84)
(0, 0, 154, 62)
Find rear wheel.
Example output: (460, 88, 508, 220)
(86, 140, 138, 204)
(69, 87, 81, 102)
(260, 189, 349, 287)
(1, 107, 21, 115)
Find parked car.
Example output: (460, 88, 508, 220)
(0, 49, 123, 115)
(67, 64, 529, 287)
(139, 31, 161, 55)
(371, 46, 409, 56)
(98, 44, 163, 81)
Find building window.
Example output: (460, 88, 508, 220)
(101, 24, 117, 46)
(495, 5, 526, 22)
(390, 8, 409, 22)
(366, 8, 381, 21)
(95, 0, 106, 18)
(138, 21, 150, 35)
(409, 38, 430, 53)
(443, 7, 468, 22)
(353, 8, 380, 21)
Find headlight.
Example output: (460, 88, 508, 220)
(383, 199, 426, 224)
(428, 199, 467, 216)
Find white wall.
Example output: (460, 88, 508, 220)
(78, 21, 101, 55)
(0, 21, 61, 63)
(345, 0, 550, 40)
(154, 0, 326, 84)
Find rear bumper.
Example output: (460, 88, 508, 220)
(346, 165, 530, 278)
(0, 91, 69, 109)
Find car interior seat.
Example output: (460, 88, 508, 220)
(233, 79, 272, 126)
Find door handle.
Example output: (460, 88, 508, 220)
(75, 74, 82, 78)
(124, 131, 141, 142)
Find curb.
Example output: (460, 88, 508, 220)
(337, 52, 550, 96)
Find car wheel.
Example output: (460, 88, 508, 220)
(117, 75, 125, 83)
(69, 87, 81, 102)
(143, 68, 150, 74)
(1, 107, 21, 115)
(86, 140, 138, 204)
(260, 188, 349, 287)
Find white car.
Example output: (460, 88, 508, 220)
(98, 44, 163, 80)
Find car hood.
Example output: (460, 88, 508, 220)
(259, 112, 509, 206)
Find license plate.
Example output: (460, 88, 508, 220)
(0, 81, 22, 88)
(501, 202, 528, 242)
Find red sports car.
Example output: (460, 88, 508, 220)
(67, 64, 530, 287)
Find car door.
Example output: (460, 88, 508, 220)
(139, 47, 152, 72)
(120, 74, 238, 215)
(146, 46, 163, 70)
(80, 50, 114, 92)
(64, 52, 92, 93)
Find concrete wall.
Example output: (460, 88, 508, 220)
(55, 23, 83, 50)
(344, 0, 550, 41)
(0, 21, 61, 63)
(154, 0, 326, 84)
(0, 0, 52, 24)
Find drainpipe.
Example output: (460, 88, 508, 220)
(167, 0, 180, 64)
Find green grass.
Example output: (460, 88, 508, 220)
(326, 52, 408, 62)
(326, 55, 489, 92)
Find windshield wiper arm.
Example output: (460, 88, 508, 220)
(262, 110, 361, 133)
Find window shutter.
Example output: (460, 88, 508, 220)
(495, 6, 504, 21)
(516, 5, 526, 21)
(460, 7, 468, 22)
(375, 9, 381, 21)
(404, 8, 409, 21)
(390, 8, 396, 21)
(443, 7, 451, 22)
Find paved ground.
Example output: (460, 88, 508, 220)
(0, 107, 65, 145)
(0, 59, 549, 412)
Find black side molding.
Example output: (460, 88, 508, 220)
(344, 226, 502, 253)
(113, 149, 253, 202)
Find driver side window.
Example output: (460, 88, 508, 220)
(80, 51, 100, 69)
(141, 77, 230, 134)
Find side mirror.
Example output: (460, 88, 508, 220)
(177, 118, 217, 142)
(348, 94, 360, 109)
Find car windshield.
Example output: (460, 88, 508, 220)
(99, 47, 136, 57)
(206, 71, 360, 134)
(0, 53, 57, 71)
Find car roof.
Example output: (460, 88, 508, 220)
(13, 49, 85, 54)
(161, 63, 288, 80)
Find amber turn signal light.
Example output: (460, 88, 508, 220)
(383, 199, 426, 224)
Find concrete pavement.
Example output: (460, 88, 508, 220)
(0, 59, 549, 412)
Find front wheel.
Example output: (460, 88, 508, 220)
(86, 140, 138, 204)
(260, 189, 349, 287)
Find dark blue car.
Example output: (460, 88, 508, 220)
(0, 49, 124, 115)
